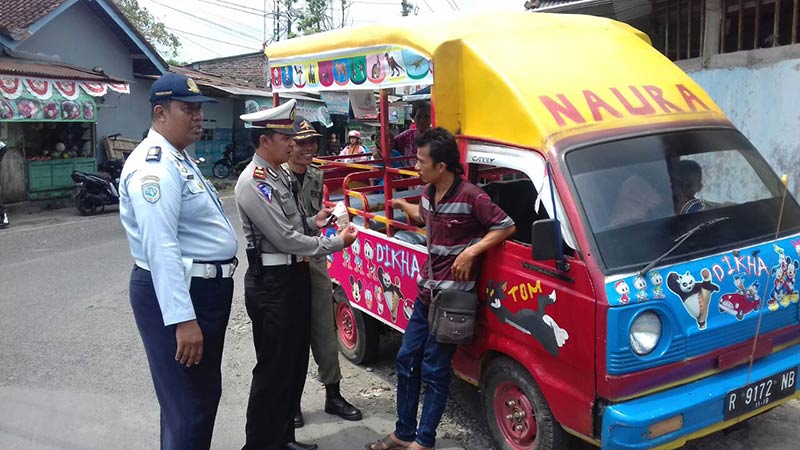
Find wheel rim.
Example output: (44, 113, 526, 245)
(336, 302, 358, 350)
(494, 381, 537, 449)
(213, 163, 230, 179)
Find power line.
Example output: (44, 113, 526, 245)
(150, 0, 265, 43)
(195, 0, 266, 16)
(166, 26, 261, 50)
(420, 0, 435, 13)
(176, 34, 223, 56)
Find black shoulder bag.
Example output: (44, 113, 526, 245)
(425, 222, 478, 345)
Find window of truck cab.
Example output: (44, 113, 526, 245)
(564, 128, 800, 275)
(466, 143, 577, 253)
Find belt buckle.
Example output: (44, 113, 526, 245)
(203, 264, 215, 279)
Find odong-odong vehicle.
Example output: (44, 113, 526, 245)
(71, 159, 123, 215)
(265, 12, 800, 450)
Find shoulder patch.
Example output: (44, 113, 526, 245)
(257, 182, 273, 203)
(141, 175, 161, 203)
(253, 166, 267, 180)
(146, 146, 161, 162)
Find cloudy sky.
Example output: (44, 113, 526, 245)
(136, 0, 526, 63)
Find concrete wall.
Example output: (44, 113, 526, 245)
(678, 44, 800, 199)
(16, 1, 154, 156)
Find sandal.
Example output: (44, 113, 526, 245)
(365, 434, 410, 450)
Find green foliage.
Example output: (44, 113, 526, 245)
(115, 0, 181, 57)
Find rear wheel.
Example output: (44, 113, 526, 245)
(212, 161, 231, 179)
(75, 190, 96, 216)
(481, 357, 568, 450)
(334, 286, 379, 364)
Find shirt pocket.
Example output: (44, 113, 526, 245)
(183, 179, 214, 217)
(279, 192, 299, 217)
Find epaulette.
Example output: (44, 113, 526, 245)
(146, 146, 162, 162)
(253, 166, 267, 180)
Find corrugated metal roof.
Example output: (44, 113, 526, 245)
(0, 0, 65, 39)
(0, 58, 128, 83)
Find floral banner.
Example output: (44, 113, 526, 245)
(269, 45, 433, 93)
(0, 87, 97, 122)
(0, 76, 130, 102)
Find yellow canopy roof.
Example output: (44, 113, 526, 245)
(265, 12, 727, 151)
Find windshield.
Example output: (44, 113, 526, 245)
(565, 128, 800, 274)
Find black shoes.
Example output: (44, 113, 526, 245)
(284, 441, 317, 450)
(294, 412, 304, 429)
(324, 382, 363, 421)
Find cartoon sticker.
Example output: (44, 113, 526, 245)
(666, 268, 719, 330)
(486, 281, 569, 356)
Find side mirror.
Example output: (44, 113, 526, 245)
(532, 219, 558, 261)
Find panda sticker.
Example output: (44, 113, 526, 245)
(666, 268, 719, 330)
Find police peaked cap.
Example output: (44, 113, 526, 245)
(240, 99, 297, 135)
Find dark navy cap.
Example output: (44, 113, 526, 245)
(149, 73, 217, 103)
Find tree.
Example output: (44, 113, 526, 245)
(115, 0, 181, 58)
(296, 0, 329, 35)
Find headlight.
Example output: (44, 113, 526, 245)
(630, 311, 662, 355)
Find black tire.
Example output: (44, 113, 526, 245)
(212, 161, 231, 179)
(334, 286, 379, 364)
(75, 190, 96, 216)
(481, 357, 568, 450)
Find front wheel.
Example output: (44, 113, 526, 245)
(212, 161, 231, 179)
(75, 189, 96, 216)
(334, 287, 379, 364)
(481, 357, 568, 450)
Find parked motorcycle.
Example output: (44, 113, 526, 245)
(71, 159, 124, 216)
(212, 142, 253, 179)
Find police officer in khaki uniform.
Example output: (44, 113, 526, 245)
(284, 117, 362, 428)
(235, 100, 358, 450)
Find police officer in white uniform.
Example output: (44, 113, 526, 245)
(235, 100, 357, 450)
(119, 73, 238, 450)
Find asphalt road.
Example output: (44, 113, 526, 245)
(0, 199, 797, 450)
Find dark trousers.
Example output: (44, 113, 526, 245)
(243, 262, 312, 450)
(394, 298, 457, 448)
(129, 266, 233, 450)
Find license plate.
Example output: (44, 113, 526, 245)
(723, 367, 798, 420)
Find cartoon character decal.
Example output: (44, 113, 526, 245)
(402, 298, 414, 320)
(666, 269, 719, 330)
(486, 280, 569, 356)
(614, 280, 631, 304)
(363, 240, 376, 280)
(649, 271, 665, 299)
(378, 267, 404, 322)
(349, 275, 363, 305)
(767, 245, 800, 310)
(633, 275, 648, 302)
(719, 273, 760, 320)
(271, 67, 282, 87)
(352, 239, 363, 274)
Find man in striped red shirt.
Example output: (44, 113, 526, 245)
(367, 128, 515, 450)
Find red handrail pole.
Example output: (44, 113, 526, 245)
(379, 89, 394, 235)
(273, 93, 279, 107)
